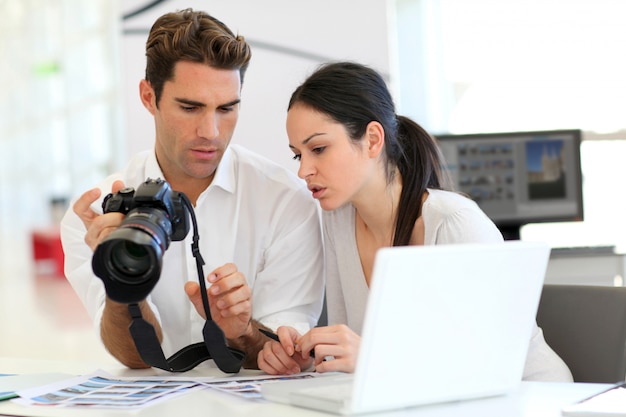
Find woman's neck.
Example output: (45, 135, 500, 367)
(353, 172, 402, 247)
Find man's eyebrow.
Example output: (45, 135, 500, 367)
(174, 98, 241, 107)
(220, 98, 241, 107)
(175, 98, 205, 107)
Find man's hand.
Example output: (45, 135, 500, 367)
(73, 180, 126, 251)
(184, 263, 252, 340)
(258, 326, 313, 375)
(185, 263, 276, 369)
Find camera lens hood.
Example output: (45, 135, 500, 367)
(92, 227, 164, 303)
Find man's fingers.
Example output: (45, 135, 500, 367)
(74, 182, 126, 229)
(211, 283, 251, 307)
(277, 326, 300, 356)
(84, 212, 125, 251)
(216, 299, 251, 318)
(111, 180, 126, 194)
(207, 263, 239, 284)
(184, 281, 207, 319)
(259, 341, 302, 375)
(73, 188, 102, 227)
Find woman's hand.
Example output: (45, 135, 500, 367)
(296, 324, 361, 373)
(258, 326, 313, 375)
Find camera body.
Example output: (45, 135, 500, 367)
(92, 178, 190, 303)
(102, 178, 189, 241)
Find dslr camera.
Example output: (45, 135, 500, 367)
(92, 178, 190, 303)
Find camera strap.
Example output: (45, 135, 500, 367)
(126, 194, 246, 373)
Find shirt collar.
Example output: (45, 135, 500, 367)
(144, 147, 237, 195)
(209, 146, 236, 194)
(145, 150, 165, 180)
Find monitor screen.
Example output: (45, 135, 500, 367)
(435, 129, 584, 240)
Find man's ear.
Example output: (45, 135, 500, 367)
(365, 121, 385, 158)
(139, 79, 157, 115)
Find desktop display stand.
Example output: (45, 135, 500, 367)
(499, 225, 521, 241)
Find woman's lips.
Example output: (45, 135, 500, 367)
(309, 185, 325, 199)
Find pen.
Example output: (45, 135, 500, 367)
(258, 328, 315, 358)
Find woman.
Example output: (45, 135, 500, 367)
(257, 61, 572, 381)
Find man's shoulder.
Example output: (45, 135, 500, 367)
(87, 150, 158, 194)
(105, 150, 162, 187)
(229, 145, 302, 189)
(126, 149, 153, 166)
(229, 144, 286, 169)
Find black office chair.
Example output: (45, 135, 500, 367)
(536, 284, 626, 383)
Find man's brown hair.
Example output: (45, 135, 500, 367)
(145, 8, 252, 106)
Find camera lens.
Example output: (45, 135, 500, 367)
(99, 227, 162, 287)
(110, 240, 151, 277)
(92, 207, 172, 303)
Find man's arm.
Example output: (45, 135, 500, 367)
(227, 319, 275, 369)
(100, 298, 162, 369)
(61, 179, 157, 368)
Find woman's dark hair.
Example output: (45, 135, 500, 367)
(145, 8, 252, 106)
(288, 61, 449, 246)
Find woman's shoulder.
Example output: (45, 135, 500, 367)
(424, 189, 479, 213)
(423, 189, 503, 243)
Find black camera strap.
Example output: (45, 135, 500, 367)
(127, 194, 245, 373)
(128, 304, 213, 372)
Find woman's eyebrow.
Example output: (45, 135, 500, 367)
(302, 133, 325, 145)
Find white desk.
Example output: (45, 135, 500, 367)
(0, 357, 611, 417)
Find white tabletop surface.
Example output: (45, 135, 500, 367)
(0, 357, 612, 417)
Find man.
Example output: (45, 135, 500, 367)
(60, 9, 324, 369)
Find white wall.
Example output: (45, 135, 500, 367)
(120, 0, 393, 173)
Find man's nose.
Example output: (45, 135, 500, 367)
(197, 112, 219, 138)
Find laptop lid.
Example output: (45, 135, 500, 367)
(263, 241, 551, 415)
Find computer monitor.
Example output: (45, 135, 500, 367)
(435, 129, 584, 240)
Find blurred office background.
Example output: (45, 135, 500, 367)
(1, 0, 625, 361)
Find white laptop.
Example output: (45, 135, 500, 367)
(262, 241, 551, 415)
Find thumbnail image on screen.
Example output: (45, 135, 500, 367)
(526, 140, 566, 200)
